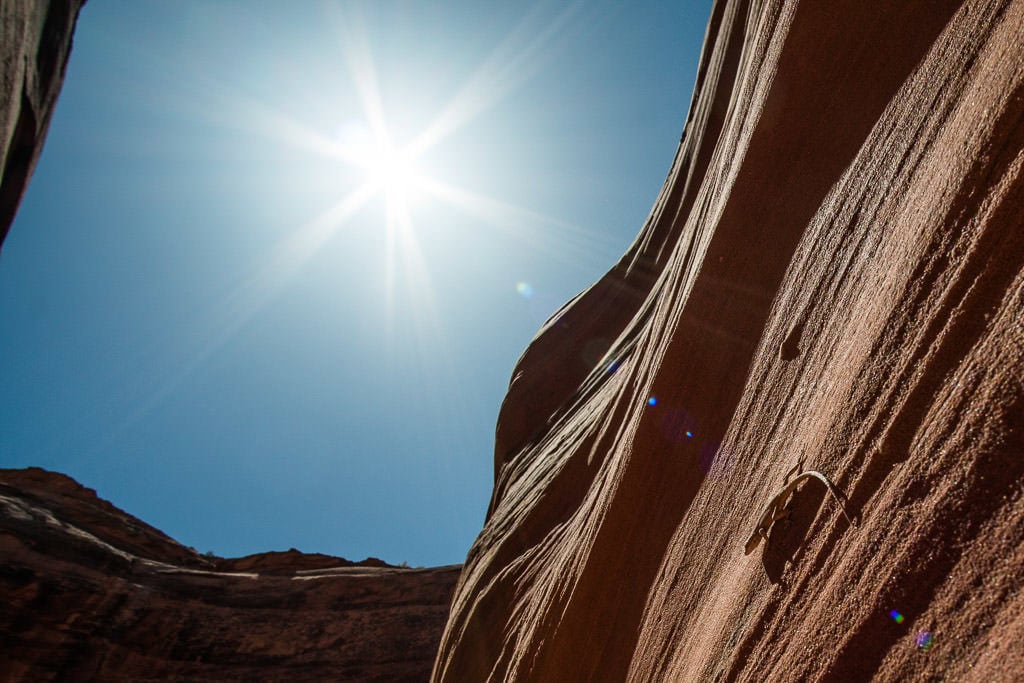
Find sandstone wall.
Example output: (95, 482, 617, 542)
(434, 1, 1024, 680)
(0, 0, 85, 248)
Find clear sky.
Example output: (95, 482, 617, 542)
(0, 1, 712, 567)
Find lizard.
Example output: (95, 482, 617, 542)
(744, 460, 857, 555)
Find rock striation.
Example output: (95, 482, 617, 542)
(434, 1, 1024, 681)
(0, 468, 460, 682)
(0, 0, 85, 249)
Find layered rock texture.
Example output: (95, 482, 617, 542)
(3, 0, 1024, 680)
(434, 0, 1024, 681)
(0, 467, 460, 681)
(0, 0, 85, 249)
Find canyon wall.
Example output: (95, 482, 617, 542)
(0, 467, 460, 682)
(2, 1, 1023, 680)
(434, 0, 1024, 680)
(0, 0, 85, 249)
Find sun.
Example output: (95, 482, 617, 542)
(365, 139, 421, 209)
(224, 0, 592, 343)
(331, 121, 423, 213)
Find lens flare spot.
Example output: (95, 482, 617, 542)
(890, 610, 905, 624)
(647, 397, 658, 406)
(660, 407, 695, 443)
(516, 282, 534, 298)
(916, 631, 934, 651)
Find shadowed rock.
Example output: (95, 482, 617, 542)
(0, 467, 460, 682)
(0, 0, 85, 249)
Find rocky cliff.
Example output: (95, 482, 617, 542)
(0, 0, 85, 249)
(0, 467, 460, 682)
(434, 0, 1024, 681)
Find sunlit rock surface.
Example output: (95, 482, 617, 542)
(0, 0, 85, 247)
(434, 1, 1024, 680)
(0, 468, 460, 682)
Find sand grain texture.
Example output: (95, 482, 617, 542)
(433, 1, 1024, 680)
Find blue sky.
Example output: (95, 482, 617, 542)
(0, 1, 711, 567)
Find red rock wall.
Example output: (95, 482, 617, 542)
(0, 0, 85, 248)
(0, 468, 460, 682)
(434, 1, 1024, 680)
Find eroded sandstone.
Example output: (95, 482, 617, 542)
(435, 1, 1024, 680)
